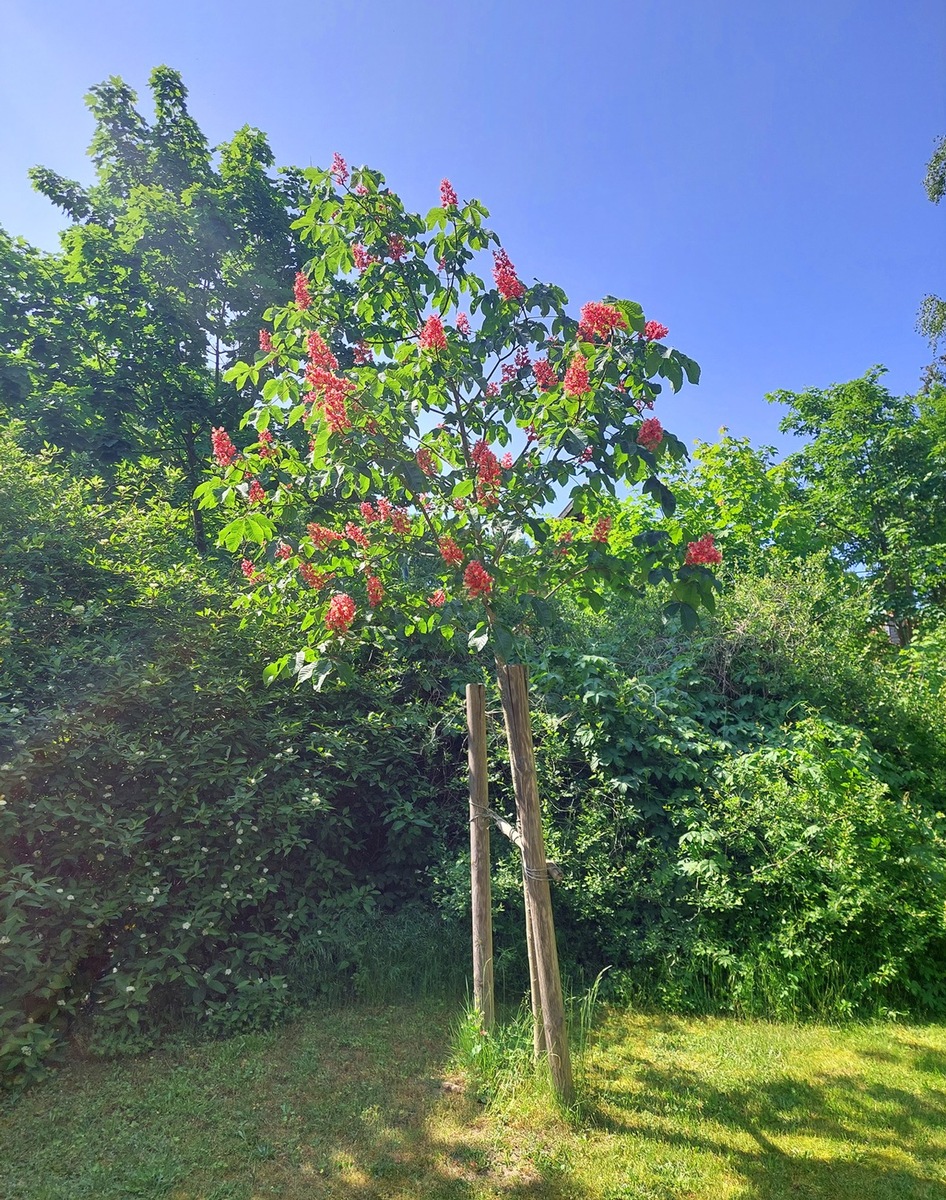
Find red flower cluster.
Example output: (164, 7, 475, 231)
(275, 541, 292, 560)
(501, 452, 513, 469)
(464, 560, 493, 598)
(416, 447, 436, 476)
(355, 182, 368, 197)
(438, 536, 464, 567)
(360, 501, 380, 523)
(685, 534, 722, 566)
(485, 382, 500, 398)
(533, 358, 557, 391)
(258, 429, 274, 458)
(353, 340, 373, 365)
(387, 235, 407, 261)
(307, 523, 342, 550)
(376, 498, 393, 520)
(307, 331, 338, 370)
(248, 479, 265, 504)
(643, 320, 669, 341)
(240, 558, 260, 582)
(515, 347, 531, 370)
(592, 516, 612, 543)
(637, 417, 663, 452)
(305, 362, 355, 434)
(578, 302, 628, 341)
(440, 178, 458, 207)
(419, 314, 448, 351)
(556, 529, 574, 556)
(211, 426, 238, 468)
(472, 440, 502, 505)
(492, 249, 525, 301)
(579, 446, 594, 463)
(299, 562, 329, 590)
(564, 354, 590, 397)
(352, 243, 377, 272)
(366, 574, 384, 607)
(344, 522, 370, 550)
(331, 152, 349, 187)
(325, 593, 356, 634)
(259, 329, 273, 353)
(456, 312, 471, 337)
(428, 588, 447, 607)
(294, 272, 311, 310)
(390, 508, 411, 535)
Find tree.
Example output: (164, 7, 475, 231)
(615, 431, 822, 573)
(918, 133, 946, 387)
(198, 159, 721, 1100)
(770, 369, 946, 644)
(14, 66, 308, 548)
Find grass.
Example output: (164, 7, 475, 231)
(2, 1001, 946, 1198)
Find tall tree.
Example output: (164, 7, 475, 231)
(918, 133, 946, 388)
(16, 66, 309, 548)
(770, 369, 946, 644)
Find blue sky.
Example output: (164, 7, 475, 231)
(1, 0, 943, 454)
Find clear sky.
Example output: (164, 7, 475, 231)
(1, 0, 943, 454)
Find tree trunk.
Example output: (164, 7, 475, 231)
(495, 661, 574, 1105)
(182, 423, 208, 555)
(466, 683, 494, 1030)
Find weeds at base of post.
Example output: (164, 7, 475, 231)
(450, 968, 610, 1115)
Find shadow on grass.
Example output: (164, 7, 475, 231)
(586, 1021, 946, 1200)
(0, 1001, 590, 1200)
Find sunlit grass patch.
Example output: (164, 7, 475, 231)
(2, 1003, 946, 1198)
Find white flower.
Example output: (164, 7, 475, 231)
(96, 854, 104, 861)
(236, 838, 242, 845)
(66, 895, 75, 901)
(224, 968, 231, 976)
(181, 922, 191, 930)
(125, 985, 135, 993)
(171, 836, 181, 842)
(0, 936, 10, 945)
(146, 896, 155, 903)
(56, 888, 63, 894)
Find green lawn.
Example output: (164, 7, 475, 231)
(2, 1003, 946, 1199)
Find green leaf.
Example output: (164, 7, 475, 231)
(468, 627, 489, 653)
(642, 476, 676, 517)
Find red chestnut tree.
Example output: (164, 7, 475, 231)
(198, 158, 720, 1101)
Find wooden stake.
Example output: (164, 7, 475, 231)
(466, 683, 494, 1030)
(496, 662, 575, 1105)
(523, 861, 547, 1060)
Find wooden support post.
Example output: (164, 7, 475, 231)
(523, 861, 547, 1060)
(466, 683, 494, 1030)
(496, 662, 575, 1106)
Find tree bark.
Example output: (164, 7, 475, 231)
(495, 661, 574, 1105)
(466, 683, 494, 1030)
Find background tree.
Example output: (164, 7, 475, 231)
(918, 133, 946, 386)
(13, 66, 309, 548)
(769, 369, 946, 644)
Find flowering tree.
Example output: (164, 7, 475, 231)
(197, 158, 721, 1100)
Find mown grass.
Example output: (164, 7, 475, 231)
(2, 1002, 946, 1199)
